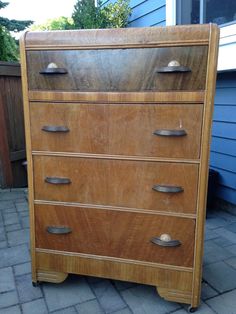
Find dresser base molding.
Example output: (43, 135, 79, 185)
(35, 269, 68, 284)
(35, 250, 193, 304)
(157, 287, 192, 304)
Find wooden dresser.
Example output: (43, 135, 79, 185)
(20, 24, 219, 311)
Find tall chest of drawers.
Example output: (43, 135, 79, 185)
(20, 24, 219, 310)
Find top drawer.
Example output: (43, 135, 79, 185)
(26, 46, 208, 92)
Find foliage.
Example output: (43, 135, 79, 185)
(72, 0, 131, 29)
(0, 1, 33, 61)
(31, 17, 73, 31)
(0, 1, 32, 32)
(0, 26, 18, 61)
(32, 0, 131, 32)
(102, 0, 131, 28)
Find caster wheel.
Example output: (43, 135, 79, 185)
(32, 281, 40, 287)
(188, 306, 197, 313)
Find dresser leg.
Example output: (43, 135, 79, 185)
(36, 269, 68, 284)
(156, 286, 192, 305)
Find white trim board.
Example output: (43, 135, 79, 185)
(165, 2, 236, 71)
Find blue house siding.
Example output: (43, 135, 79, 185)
(102, 0, 166, 27)
(210, 72, 236, 205)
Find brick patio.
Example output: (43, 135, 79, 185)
(0, 188, 236, 314)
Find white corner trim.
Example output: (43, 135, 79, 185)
(166, 0, 176, 26)
(218, 23, 236, 71)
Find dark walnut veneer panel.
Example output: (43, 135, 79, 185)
(33, 156, 199, 214)
(30, 102, 203, 159)
(35, 204, 195, 267)
(27, 46, 208, 91)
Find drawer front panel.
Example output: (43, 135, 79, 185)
(27, 46, 207, 91)
(33, 156, 198, 214)
(35, 204, 195, 267)
(30, 103, 203, 159)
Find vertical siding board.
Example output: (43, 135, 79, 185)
(211, 72, 236, 204)
(129, 0, 165, 22)
(129, 6, 166, 27)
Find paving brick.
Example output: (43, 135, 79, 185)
(51, 306, 77, 314)
(0, 201, 14, 210)
(0, 305, 21, 314)
(0, 191, 25, 201)
(112, 308, 133, 314)
(227, 222, 236, 233)
(0, 267, 15, 293)
(16, 273, 43, 303)
(3, 213, 20, 226)
(22, 298, 48, 314)
(215, 210, 236, 222)
(206, 289, 236, 314)
(91, 279, 126, 313)
(76, 299, 104, 314)
(21, 216, 30, 229)
(0, 244, 30, 267)
(19, 211, 29, 218)
(15, 202, 28, 212)
(43, 276, 94, 312)
(1, 207, 16, 214)
(213, 236, 234, 247)
(225, 257, 236, 269)
(7, 229, 29, 246)
(0, 226, 6, 241)
(5, 223, 22, 232)
(113, 280, 137, 291)
(201, 282, 218, 300)
(214, 228, 236, 244)
(183, 302, 216, 314)
(204, 228, 218, 241)
(205, 217, 228, 230)
(0, 290, 19, 308)
(203, 261, 236, 293)
(14, 262, 31, 276)
(203, 241, 233, 265)
(121, 285, 180, 314)
(225, 244, 236, 256)
(0, 240, 7, 248)
(171, 310, 187, 314)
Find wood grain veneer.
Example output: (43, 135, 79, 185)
(33, 156, 199, 214)
(20, 24, 219, 309)
(27, 47, 207, 91)
(30, 102, 203, 159)
(35, 204, 195, 267)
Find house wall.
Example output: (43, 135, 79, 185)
(102, 0, 166, 27)
(210, 72, 236, 205)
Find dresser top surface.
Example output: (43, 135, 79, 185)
(22, 24, 217, 49)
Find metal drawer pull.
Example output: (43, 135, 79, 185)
(42, 126, 70, 133)
(152, 185, 184, 193)
(47, 226, 72, 234)
(40, 62, 68, 75)
(156, 60, 191, 73)
(153, 129, 187, 137)
(151, 234, 181, 247)
(45, 177, 71, 185)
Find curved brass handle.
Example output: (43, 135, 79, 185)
(152, 185, 184, 193)
(40, 62, 68, 75)
(45, 177, 71, 185)
(151, 234, 181, 247)
(47, 226, 72, 234)
(153, 129, 187, 137)
(157, 60, 191, 73)
(42, 126, 70, 133)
